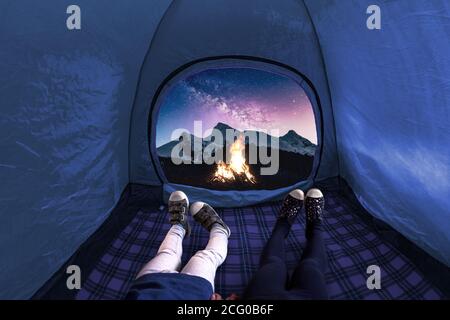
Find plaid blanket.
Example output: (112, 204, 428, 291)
(76, 190, 444, 300)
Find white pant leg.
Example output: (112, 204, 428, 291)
(136, 224, 185, 278)
(180, 225, 229, 290)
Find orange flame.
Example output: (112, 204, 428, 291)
(212, 136, 256, 184)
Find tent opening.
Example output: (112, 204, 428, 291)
(152, 60, 319, 191)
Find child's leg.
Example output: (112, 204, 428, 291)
(180, 224, 228, 290)
(289, 188, 328, 299)
(243, 219, 291, 299)
(259, 218, 290, 265)
(289, 225, 328, 299)
(244, 189, 304, 299)
(136, 224, 185, 278)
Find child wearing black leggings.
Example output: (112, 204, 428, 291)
(244, 188, 328, 300)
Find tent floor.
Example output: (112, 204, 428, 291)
(71, 181, 446, 300)
(34, 179, 448, 300)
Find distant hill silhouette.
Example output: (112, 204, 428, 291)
(157, 122, 316, 190)
(157, 122, 316, 159)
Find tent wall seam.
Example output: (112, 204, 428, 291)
(127, 0, 178, 185)
(301, 0, 342, 182)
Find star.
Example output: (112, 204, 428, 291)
(156, 67, 318, 146)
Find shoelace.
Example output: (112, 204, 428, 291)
(169, 203, 186, 223)
(194, 207, 218, 229)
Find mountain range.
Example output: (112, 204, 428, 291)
(157, 122, 316, 159)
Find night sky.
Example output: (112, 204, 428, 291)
(156, 68, 317, 147)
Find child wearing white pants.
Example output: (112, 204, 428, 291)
(136, 223, 229, 291)
(126, 191, 230, 300)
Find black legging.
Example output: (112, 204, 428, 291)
(244, 218, 328, 300)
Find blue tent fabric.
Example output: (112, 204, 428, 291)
(0, 0, 172, 299)
(0, 0, 449, 299)
(163, 181, 313, 208)
(305, 0, 450, 267)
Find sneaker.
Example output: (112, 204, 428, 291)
(279, 189, 304, 224)
(190, 202, 231, 237)
(168, 191, 191, 236)
(305, 188, 325, 239)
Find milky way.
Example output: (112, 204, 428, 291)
(156, 68, 317, 147)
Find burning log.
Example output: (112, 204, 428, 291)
(212, 136, 256, 184)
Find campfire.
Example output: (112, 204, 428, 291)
(212, 136, 256, 184)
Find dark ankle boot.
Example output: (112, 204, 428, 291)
(279, 189, 304, 224)
(305, 188, 325, 239)
(168, 191, 191, 236)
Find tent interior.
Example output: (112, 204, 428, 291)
(1, 0, 449, 299)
